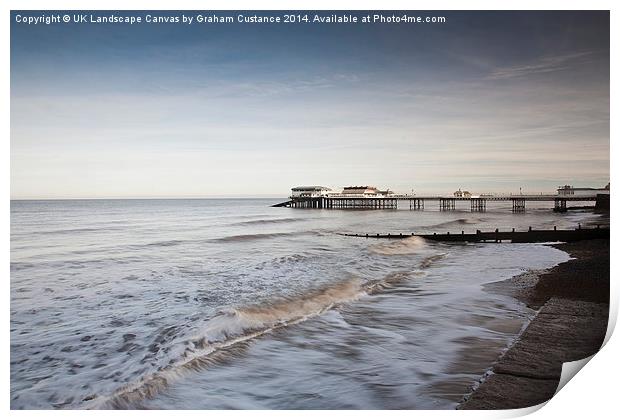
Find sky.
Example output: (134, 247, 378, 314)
(11, 11, 610, 198)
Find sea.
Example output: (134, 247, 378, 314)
(10, 198, 606, 409)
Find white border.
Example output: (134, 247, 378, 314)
(3, 1, 616, 420)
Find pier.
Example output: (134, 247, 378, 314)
(273, 184, 610, 213)
(341, 226, 609, 243)
(274, 194, 604, 213)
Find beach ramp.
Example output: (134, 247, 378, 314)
(271, 200, 292, 207)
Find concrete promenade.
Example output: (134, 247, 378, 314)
(459, 298, 608, 409)
(459, 239, 610, 409)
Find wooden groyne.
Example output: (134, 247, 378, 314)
(341, 226, 609, 243)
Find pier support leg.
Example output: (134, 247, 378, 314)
(554, 198, 567, 213)
(471, 198, 487, 212)
(440, 198, 456, 211)
(411, 198, 424, 210)
(512, 199, 526, 213)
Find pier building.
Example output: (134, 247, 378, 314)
(290, 186, 332, 198)
(453, 189, 472, 198)
(341, 186, 382, 196)
(557, 185, 610, 197)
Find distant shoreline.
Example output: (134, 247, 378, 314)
(10, 197, 290, 201)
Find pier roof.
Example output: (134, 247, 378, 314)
(291, 186, 331, 191)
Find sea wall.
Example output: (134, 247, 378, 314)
(459, 239, 610, 409)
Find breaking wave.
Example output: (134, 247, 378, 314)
(423, 218, 482, 231)
(89, 271, 423, 409)
(368, 236, 428, 255)
(419, 253, 447, 268)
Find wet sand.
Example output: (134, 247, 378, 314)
(459, 238, 610, 409)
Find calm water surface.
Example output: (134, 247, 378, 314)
(10, 199, 604, 409)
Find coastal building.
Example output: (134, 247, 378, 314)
(291, 186, 332, 198)
(290, 185, 394, 199)
(341, 186, 381, 196)
(377, 188, 394, 196)
(557, 184, 610, 197)
(454, 188, 472, 198)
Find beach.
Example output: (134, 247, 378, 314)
(459, 238, 610, 409)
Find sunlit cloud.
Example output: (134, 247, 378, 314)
(487, 51, 597, 80)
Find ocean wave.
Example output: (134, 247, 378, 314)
(142, 232, 305, 247)
(32, 226, 122, 236)
(144, 240, 187, 247)
(423, 218, 483, 231)
(10, 262, 36, 271)
(419, 253, 447, 269)
(364, 271, 415, 294)
(212, 231, 315, 243)
(232, 217, 305, 226)
(368, 236, 428, 255)
(89, 271, 421, 408)
(255, 253, 312, 270)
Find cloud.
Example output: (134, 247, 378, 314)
(487, 51, 596, 80)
